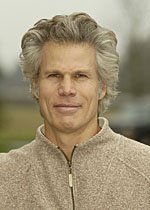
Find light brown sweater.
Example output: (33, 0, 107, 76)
(0, 118, 150, 210)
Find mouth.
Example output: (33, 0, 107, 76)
(54, 104, 82, 114)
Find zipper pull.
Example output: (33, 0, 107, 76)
(69, 172, 73, 187)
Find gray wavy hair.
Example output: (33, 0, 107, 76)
(20, 12, 119, 114)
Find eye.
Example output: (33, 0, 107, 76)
(48, 73, 61, 78)
(75, 73, 88, 79)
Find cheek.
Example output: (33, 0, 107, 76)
(83, 87, 99, 107)
(83, 82, 99, 98)
(90, 85, 99, 105)
(38, 87, 50, 110)
(39, 83, 53, 98)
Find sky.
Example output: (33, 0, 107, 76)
(0, 0, 150, 74)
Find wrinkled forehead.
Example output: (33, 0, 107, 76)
(40, 42, 98, 73)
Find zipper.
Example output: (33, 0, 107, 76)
(58, 146, 76, 210)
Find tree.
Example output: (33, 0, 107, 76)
(120, 37, 150, 96)
(118, 0, 150, 96)
(0, 65, 4, 128)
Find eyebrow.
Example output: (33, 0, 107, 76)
(43, 69, 92, 75)
(43, 70, 61, 75)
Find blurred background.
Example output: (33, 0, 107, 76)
(0, 0, 150, 152)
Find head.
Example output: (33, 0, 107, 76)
(20, 12, 119, 116)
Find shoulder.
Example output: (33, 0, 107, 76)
(117, 135, 150, 182)
(0, 141, 38, 206)
(0, 141, 35, 184)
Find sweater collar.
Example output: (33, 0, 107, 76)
(35, 117, 117, 149)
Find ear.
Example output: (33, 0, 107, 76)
(31, 79, 39, 100)
(98, 82, 106, 100)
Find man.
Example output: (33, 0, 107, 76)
(0, 12, 150, 210)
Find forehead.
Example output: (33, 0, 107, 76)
(40, 42, 97, 72)
(42, 41, 95, 54)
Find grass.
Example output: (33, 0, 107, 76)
(0, 103, 43, 152)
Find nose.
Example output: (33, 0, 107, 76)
(58, 75, 76, 96)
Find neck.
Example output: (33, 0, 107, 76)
(44, 121, 100, 160)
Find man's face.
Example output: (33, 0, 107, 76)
(36, 42, 105, 134)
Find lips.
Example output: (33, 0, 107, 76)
(54, 104, 81, 107)
(54, 103, 81, 114)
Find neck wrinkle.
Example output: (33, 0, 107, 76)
(44, 122, 100, 154)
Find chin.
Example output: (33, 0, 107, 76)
(58, 121, 79, 132)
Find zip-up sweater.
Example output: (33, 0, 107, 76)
(0, 118, 150, 210)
